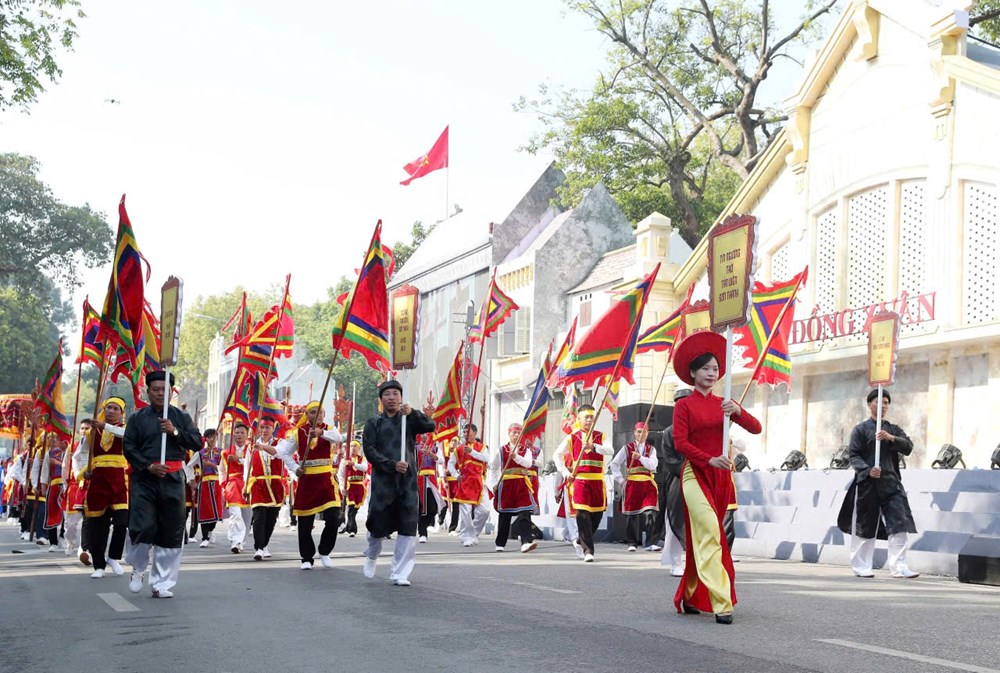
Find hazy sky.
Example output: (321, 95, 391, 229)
(1, 1, 828, 340)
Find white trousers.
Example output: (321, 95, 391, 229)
(127, 542, 183, 592)
(64, 511, 83, 550)
(561, 515, 579, 542)
(459, 504, 488, 543)
(851, 532, 910, 575)
(227, 506, 252, 546)
(365, 533, 416, 582)
(660, 530, 686, 572)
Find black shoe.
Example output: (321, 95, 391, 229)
(681, 602, 700, 615)
(715, 614, 733, 624)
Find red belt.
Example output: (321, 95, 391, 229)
(164, 460, 185, 473)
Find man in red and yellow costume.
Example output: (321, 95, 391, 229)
(553, 405, 612, 563)
(221, 422, 252, 554)
(447, 424, 488, 548)
(184, 428, 224, 548)
(247, 416, 286, 560)
(78, 397, 129, 578)
(340, 440, 369, 538)
(489, 422, 539, 553)
(276, 401, 343, 569)
(610, 422, 659, 552)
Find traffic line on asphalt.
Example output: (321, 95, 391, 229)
(817, 639, 1000, 673)
(475, 576, 581, 595)
(59, 562, 78, 574)
(98, 592, 140, 613)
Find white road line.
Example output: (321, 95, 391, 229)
(817, 639, 1000, 673)
(97, 592, 140, 613)
(59, 563, 78, 574)
(475, 576, 581, 595)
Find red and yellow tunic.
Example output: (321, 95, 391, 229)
(344, 455, 369, 507)
(417, 445, 440, 514)
(494, 444, 536, 514)
(85, 425, 129, 518)
(452, 441, 486, 505)
(222, 446, 249, 508)
(196, 446, 224, 523)
(247, 443, 285, 508)
(442, 443, 458, 503)
(568, 430, 607, 513)
(291, 424, 340, 516)
(44, 445, 65, 529)
(621, 441, 658, 515)
(671, 390, 761, 615)
(65, 442, 87, 512)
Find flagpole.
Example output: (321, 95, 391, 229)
(88, 341, 115, 475)
(721, 326, 734, 460)
(642, 317, 686, 429)
(735, 271, 805, 407)
(445, 165, 450, 222)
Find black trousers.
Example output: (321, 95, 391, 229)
(437, 500, 448, 526)
(297, 507, 339, 563)
(575, 510, 604, 556)
(449, 503, 460, 532)
(495, 511, 532, 547)
(80, 515, 91, 553)
(649, 476, 670, 544)
(624, 511, 656, 547)
(251, 506, 280, 551)
(33, 500, 58, 545)
(89, 509, 128, 569)
(418, 490, 439, 537)
(20, 500, 34, 533)
(129, 473, 186, 549)
(200, 522, 216, 541)
(344, 506, 360, 534)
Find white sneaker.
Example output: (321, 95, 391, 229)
(19, 532, 29, 541)
(418, 535, 428, 543)
(584, 553, 595, 563)
(627, 545, 637, 552)
(471, 538, 480, 546)
(348, 532, 356, 538)
(128, 572, 144, 593)
(448, 530, 458, 537)
(64, 545, 74, 557)
(891, 567, 919, 579)
(392, 578, 411, 586)
(262, 547, 272, 558)
(35, 537, 49, 546)
(521, 542, 537, 553)
(231, 545, 240, 554)
(151, 588, 173, 598)
(48, 545, 57, 553)
(363, 555, 377, 578)
(854, 570, 875, 578)
(199, 540, 209, 548)
(320, 555, 334, 568)
(647, 544, 663, 552)
(462, 541, 475, 548)
(107, 559, 124, 576)
(90, 569, 105, 579)
(495, 546, 504, 552)
(670, 565, 685, 577)
(253, 550, 263, 561)
(300, 561, 312, 570)
(573, 542, 584, 559)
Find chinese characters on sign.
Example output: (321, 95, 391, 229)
(707, 214, 758, 332)
(868, 310, 900, 387)
(391, 285, 420, 370)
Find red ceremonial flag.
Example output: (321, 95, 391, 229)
(76, 297, 105, 367)
(227, 282, 294, 360)
(35, 339, 72, 440)
(734, 268, 808, 390)
(469, 272, 519, 344)
(432, 344, 466, 426)
(546, 265, 660, 390)
(400, 126, 449, 186)
(331, 222, 392, 375)
(98, 195, 149, 373)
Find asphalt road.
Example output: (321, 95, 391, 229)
(1, 517, 997, 673)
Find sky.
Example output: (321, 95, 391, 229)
(1, 0, 831, 352)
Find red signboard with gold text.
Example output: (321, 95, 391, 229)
(391, 285, 420, 370)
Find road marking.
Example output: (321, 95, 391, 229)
(59, 563, 78, 574)
(475, 576, 581, 595)
(817, 639, 1000, 673)
(98, 592, 140, 613)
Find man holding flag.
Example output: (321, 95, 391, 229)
(124, 371, 202, 598)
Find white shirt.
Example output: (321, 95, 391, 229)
(447, 443, 488, 479)
(552, 434, 612, 478)
(73, 424, 126, 471)
(275, 427, 344, 475)
(610, 441, 657, 485)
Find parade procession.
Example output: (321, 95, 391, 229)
(2, 2, 1000, 673)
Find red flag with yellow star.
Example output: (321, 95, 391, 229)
(400, 126, 448, 186)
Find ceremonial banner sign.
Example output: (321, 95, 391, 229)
(159, 276, 184, 367)
(867, 310, 900, 387)
(681, 300, 712, 340)
(0, 394, 31, 440)
(708, 214, 759, 331)
(391, 284, 420, 370)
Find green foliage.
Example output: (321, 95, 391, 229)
(0, 0, 84, 110)
(0, 153, 112, 293)
(0, 286, 58, 392)
(519, 0, 840, 245)
(971, 1, 1000, 43)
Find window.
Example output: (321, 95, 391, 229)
(963, 182, 1000, 325)
(498, 306, 531, 356)
(578, 294, 592, 329)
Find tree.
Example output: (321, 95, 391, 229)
(518, 0, 840, 245)
(0, 0, 84, 111)
(971, 1, 1000, 42)
(0, 286, 58, 392)
(1, 153, 112, 293)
